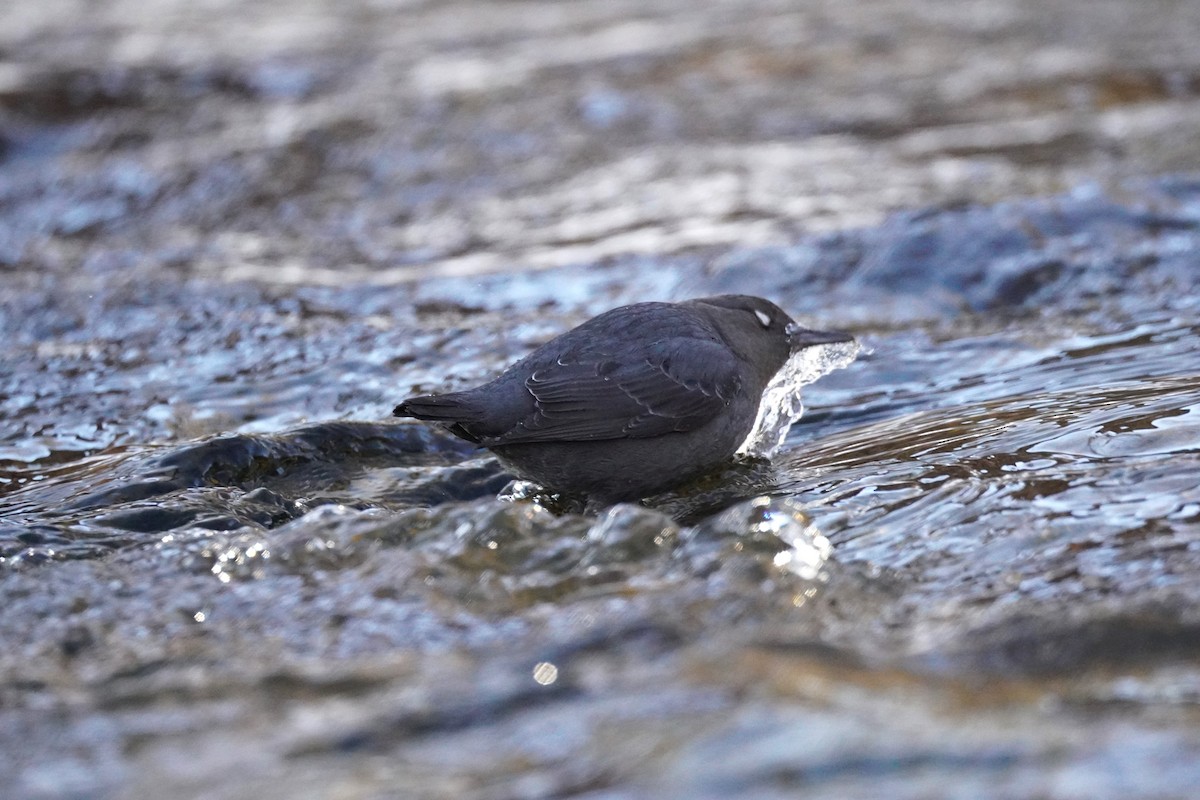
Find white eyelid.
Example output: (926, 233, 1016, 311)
(753, 309, 772, 328)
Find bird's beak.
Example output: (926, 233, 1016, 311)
(785, 322, 855, 350)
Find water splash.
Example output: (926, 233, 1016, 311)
(736, 339, 861, 458)
(700, 495, 834, 582)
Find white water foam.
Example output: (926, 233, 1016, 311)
(735, 338, 861, 458)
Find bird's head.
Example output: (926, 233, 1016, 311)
(689, 294, 854, 385)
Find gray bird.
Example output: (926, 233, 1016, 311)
(394, 295, 852, 502)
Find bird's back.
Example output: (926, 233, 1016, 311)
(395, 301, 739, 446)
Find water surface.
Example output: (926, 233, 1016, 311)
(4, 180, 1200, 799)
(4, 0, 1200, 796)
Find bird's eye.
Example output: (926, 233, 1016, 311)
(753, 309, 772, 328)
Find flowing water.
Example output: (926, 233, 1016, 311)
(4, 0, 1200, 797)
(4, 180, 1200, 799)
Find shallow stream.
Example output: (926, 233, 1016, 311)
(4, 1, 1200, 797)
(4, 179, 1200, 798)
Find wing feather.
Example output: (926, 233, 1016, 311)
(479, 338, 742, 445)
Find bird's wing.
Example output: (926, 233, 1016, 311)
(480, 337, 742, 445)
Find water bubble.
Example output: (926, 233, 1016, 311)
(532, 661, 559, 685)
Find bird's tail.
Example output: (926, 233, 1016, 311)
(400, 393, 499, 422)
(394, 393, 488, 444)
(393, 393, 481, 422)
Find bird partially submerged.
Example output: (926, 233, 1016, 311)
(394, 295, 855, 502)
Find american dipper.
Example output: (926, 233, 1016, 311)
(394, 295, 852, 502)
